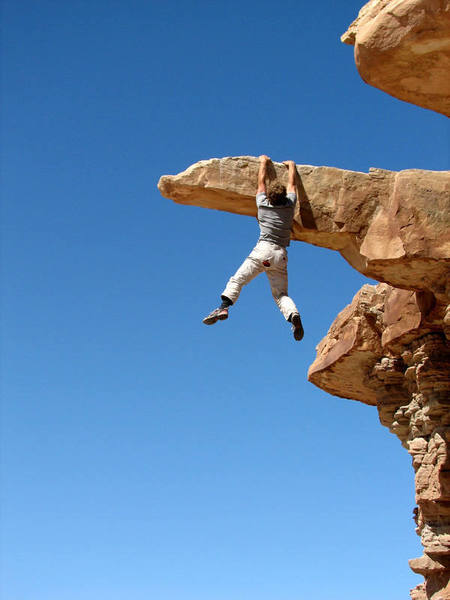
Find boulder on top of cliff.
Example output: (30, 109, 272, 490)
(158, 156, 450, 302)
(342, 0, 450, 117)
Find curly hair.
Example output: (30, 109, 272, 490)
(267, 181, 287, 206)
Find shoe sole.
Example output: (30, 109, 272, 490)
(203, 311, 228, 325)
(203, 316, 219, 325)
(292, 314, 304, 341)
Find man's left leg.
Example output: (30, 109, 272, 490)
(202, 296, 232, 325)
(203, 255, 263, 325)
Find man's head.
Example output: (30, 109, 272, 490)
(267, 181, 287, 206)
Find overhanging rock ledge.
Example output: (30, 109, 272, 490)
(158, 156, 450, 302)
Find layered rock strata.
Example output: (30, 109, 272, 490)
(309, 283, 450, 600)
(158, 156, 450, 598)
(341, 0, 450, 117)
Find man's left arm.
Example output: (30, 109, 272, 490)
(257, 155, 270, 194)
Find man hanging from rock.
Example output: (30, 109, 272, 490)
(203, 154, 304, 341)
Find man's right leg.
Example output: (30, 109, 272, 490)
(265, 256, 304, 341)
(203, 255, 262, 325)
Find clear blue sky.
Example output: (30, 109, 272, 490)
(1, 2, 449, 599)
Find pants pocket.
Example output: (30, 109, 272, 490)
(272, 248, 287, 268)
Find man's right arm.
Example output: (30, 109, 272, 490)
(283, 160, 296, 194)
(257, 155, 270, 194)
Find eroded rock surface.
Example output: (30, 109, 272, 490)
(309, 281, 450, 599)
(342, 0, 450, 117)
(158, 157, 450, 301)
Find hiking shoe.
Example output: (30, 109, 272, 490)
(291, 313, 304, 341)
(202, 307, 229, 325)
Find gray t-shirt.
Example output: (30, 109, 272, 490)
(256, 192, 297, 247)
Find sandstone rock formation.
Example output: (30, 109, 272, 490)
(158, 157, 450, 302)
(339, 4, 450, 594)
(159, 4, 450, 599)
(158, 156, 450, 599)
(341, 0, 450, 117)
(309, 283, 450, 600)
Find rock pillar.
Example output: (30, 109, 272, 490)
(374, 334, 450, 599)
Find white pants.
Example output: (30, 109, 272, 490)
(222, 240, 298, 321)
